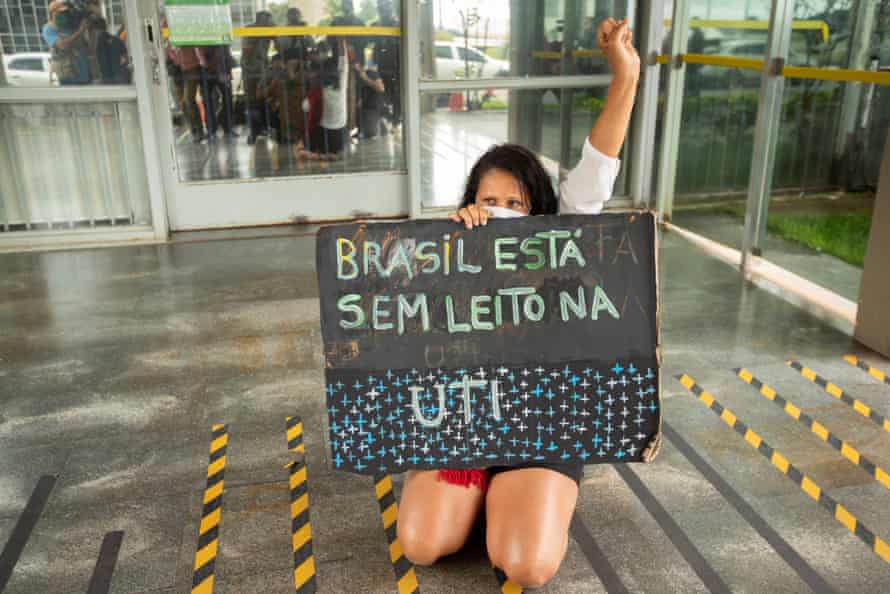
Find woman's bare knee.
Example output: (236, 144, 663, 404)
(485, 468, 577, 588)
(396, 470, 484, 565)
(499, 552, 562, 589)
(397, 519, 461, 565)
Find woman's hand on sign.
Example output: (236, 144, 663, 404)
(597, 18, 639, 82)
(449, 204, 489, 229)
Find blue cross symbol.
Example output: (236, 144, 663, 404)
(562, 365, 571, 376)
(334, 452, 343, 468)
(353, 380, 363, 390)
(593, 371, 603, 382)
(326, 384, 336, 396)
(328, 405, 339, 416)
(628, 363, 637, 374)
(592, 434, 602, 447)
(611, 362, 624, 375)
(532, 385, 544, 398)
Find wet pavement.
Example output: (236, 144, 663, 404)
(1, 226, 889, 593)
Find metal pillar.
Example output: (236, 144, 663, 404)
(405, 0, 424, 218)
(653, 0, 690, 221)
(629, 0, 664, 208)
(740, 0, 794, 271)
(559, 0, 583, 171)
(508, 0, 544, 151)
(834, 0, 878, 160)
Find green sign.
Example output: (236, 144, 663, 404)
(166, 0, 233, 46)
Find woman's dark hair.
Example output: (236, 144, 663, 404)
(459, 143, 558, 215)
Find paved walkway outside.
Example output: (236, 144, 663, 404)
(1, 228, 889, 593)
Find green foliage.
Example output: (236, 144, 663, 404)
(480, 97, 508, 110)
(268, 2, 289, 25)
(357, 0, 377, 23)
(766, 213, 871, 267)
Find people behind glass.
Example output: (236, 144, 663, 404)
(372, 0, 400, 131)
(167, 0, 400, 155)
(42, 0, 130, 85)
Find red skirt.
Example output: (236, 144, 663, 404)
(437, 469, 489, 492)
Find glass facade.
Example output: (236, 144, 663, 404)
(421, 0, 632, 81)
(667, 0, 887, 306)
(0, 101, 151, 230)
(420, 86, 622, 208)
(1, 0, 148, 235)
(161, 0, 406, 182)
(0, 0, 882, 316)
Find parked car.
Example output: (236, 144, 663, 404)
(434, 42, 510, 79)
(3, 52, 55, 87)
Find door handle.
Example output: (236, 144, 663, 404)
(144, 17, 161, 85)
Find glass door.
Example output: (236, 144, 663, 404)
(140, 0, 407, 230)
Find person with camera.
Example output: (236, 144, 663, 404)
(42, 0, 91, 85)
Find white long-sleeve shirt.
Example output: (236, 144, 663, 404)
(558, 138, 621, 214)
(321, 55, 349, 130)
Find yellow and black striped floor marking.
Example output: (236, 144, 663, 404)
(736, 368, 890, 492)
(844, 355, 890, 387)
(493, 567, 523, 593)
(192, 424, 228, 594)
(677, 375, 890, 565)
(373, 473, 420, 594)
(288, 459, 317, 593)
(285, 415, 317, 593)
(286, 415, 306, 454)
(786, 360, 890, 433)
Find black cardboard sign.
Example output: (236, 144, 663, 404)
(316, 213, 661, 475)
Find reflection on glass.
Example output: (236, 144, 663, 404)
(420, 86, 621, 208)
(162, 0, 405, 183)
(0, 102, 151, 231)
(420, 0, 632, 80)
(1, 0, 132, 87)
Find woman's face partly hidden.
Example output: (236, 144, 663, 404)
(474, 168, 531, 215)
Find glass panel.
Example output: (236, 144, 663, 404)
(683, 1, 771, 59)
(669, 1, 771, 247)
(759, 76, 885, 301)
(419, 0, 634, 80)
(788, 0, 883, 68)
(0, 0, 133, 86)
(0, 101, 152, 231)
(162, 0, 405, 182)
(669, 66, 761, 249)
(420, 85, 625, 209)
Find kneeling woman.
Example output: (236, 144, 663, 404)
(397, 19, 639, 588)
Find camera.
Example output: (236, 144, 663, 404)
(60, 0, 103, 31)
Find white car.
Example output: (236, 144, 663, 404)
(434, 42, 510, 79)
(3, 52, 55, 87)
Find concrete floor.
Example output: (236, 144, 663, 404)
(1, 227, 889, 593)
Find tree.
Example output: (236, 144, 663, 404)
(268, 1, 289, 25)
(358, 0, 378, 23)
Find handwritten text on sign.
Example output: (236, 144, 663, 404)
(316, 213, 661, 474)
